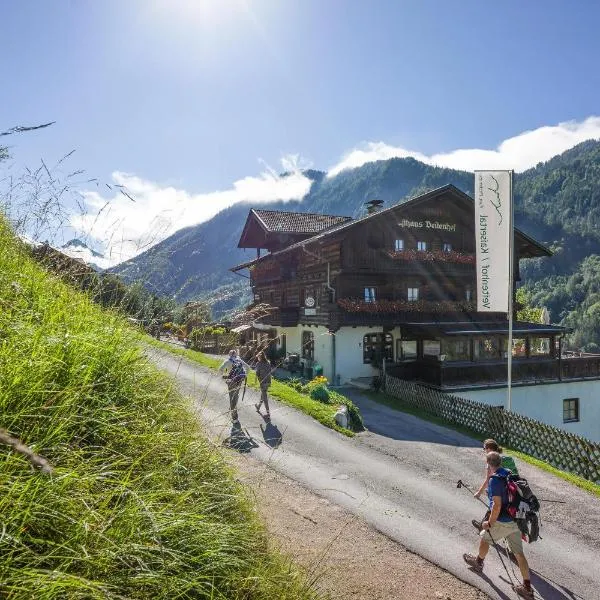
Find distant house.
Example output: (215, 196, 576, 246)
(231, 185, 600, 441)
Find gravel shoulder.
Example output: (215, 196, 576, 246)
(232, 453, 486, 600)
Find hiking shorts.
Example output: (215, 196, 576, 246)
(480, 520, 523, 554)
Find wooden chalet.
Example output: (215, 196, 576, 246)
(231, 185, 600, 391)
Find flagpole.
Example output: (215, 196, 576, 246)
(506, 171, 514, 412)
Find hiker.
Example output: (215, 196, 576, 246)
(464, 451, 533, 600)
(218, 349, 247, 422)
(474, 439, 519, 499)
(473, 439, 519, 533)
(254, 351, 274, 419)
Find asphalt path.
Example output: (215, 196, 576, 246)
(149, 348, 600, 600)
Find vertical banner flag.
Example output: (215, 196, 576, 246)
(474, 171, 512, 312)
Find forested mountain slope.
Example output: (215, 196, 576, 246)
(113, 141, 600, 348)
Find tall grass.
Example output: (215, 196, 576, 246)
(0, 219, 320, 599)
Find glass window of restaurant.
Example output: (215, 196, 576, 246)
(474, 337, 501, 360)
(441, 338, 471, 361)
(423, 339, 441, 358)
(530, 337, 552, 357)
(398, 339, 417, 359)
(503, 337, 527, 358)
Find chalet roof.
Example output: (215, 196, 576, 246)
(237, 208, 352, 250)
(253, 209, 352, 233)
(233, 184, 552, 269)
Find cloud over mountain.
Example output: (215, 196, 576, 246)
(328, 116, 600, 177)
(72, 117, 600, 267)
(70, 157, 312, 266)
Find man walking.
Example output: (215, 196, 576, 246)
(463, 451, 533, 599)
(254, 351, 274, 420)
(218, 349, 247, 421)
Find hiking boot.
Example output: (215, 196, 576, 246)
(472, 519, 482, 531)
(463, 553, 483, 572)
(514, 584, 534, 599)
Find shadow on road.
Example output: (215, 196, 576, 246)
(223, 420, 259, 453)
(260, 418, 283, 448)
(529, 569, 584, 600)
(340, 387, 480, 447)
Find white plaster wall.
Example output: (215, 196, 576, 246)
(460, 381, 600, 443)
(334, 326, 398, 384)
(276, 326, 334, 381)
(277, 326, 302, 356)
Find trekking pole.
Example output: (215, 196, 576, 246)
(456, 480, 518, 593)
(456, 479, 489, 509)
(240, 377, 248, 404)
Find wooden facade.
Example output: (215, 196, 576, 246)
(233, 185, 544, 331)
(230, 184, 583, 388)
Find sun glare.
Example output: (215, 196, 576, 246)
(152, 0, 247, 28)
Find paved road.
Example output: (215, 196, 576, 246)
(150, 348, 600, 600)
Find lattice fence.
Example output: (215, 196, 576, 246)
(384, 375, 600, 484)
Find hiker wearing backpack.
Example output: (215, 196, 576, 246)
(219, 349, 248, 422)
(473, 439, 519, 531)
(464, 451, 534, 600)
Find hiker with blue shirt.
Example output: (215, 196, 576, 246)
(463, 451, 533, 599)
(219, 349, 248, 422)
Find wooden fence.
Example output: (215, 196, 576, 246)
(384, 375, 600, 484)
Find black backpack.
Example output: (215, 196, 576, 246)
(492, 472, 541, 543)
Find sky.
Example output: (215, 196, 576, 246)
(2, 0, 600, 265)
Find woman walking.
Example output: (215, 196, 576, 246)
(254, 351, 273, 420)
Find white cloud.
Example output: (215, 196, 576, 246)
(328, 116, 600, 177)
(71, 116, 600, 268)
(70, 156, 312, 267)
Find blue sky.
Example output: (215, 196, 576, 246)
(2, 0, 600, 263)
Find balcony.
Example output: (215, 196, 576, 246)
(342, 249, 475, 273)
(387, 355, 600, 390)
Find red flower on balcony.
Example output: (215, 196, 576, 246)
(386, 249, 475, 264)
(337, 298, 476, 313)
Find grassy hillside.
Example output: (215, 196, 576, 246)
(0, 218, 318, 599)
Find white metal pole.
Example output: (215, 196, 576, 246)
(506, 171, 514, 412)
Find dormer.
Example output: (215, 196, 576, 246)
(237, 208, 352, 254)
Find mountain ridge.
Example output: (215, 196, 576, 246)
(111, 141, 600, 342)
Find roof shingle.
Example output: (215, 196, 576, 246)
(253, 209, 351, 234)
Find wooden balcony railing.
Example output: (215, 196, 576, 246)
(342, 250, 475, 272)
(387, 355, 600, 389)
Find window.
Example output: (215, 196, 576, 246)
(398, 339, 417, 359)
(511, 338, 527, 358)
(363, 333, 393, 364)
(474, 337, 501, 360)
(407, 287, 419, 302)
(423, 340, 441, 358)
(443, 242, 452, 252)
(563, 398, 579, 423)
(441, 338, 470, 361)
(530, 337, 551, 357)
(364, 287, 376, 303)
(394, 239, 404, 252)
(302, 331, 314, 360)
(417, 241, 428, 251)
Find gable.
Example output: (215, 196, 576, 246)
(237, 208, 352, 251)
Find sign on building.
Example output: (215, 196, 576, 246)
(474, 171, 513, 312)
